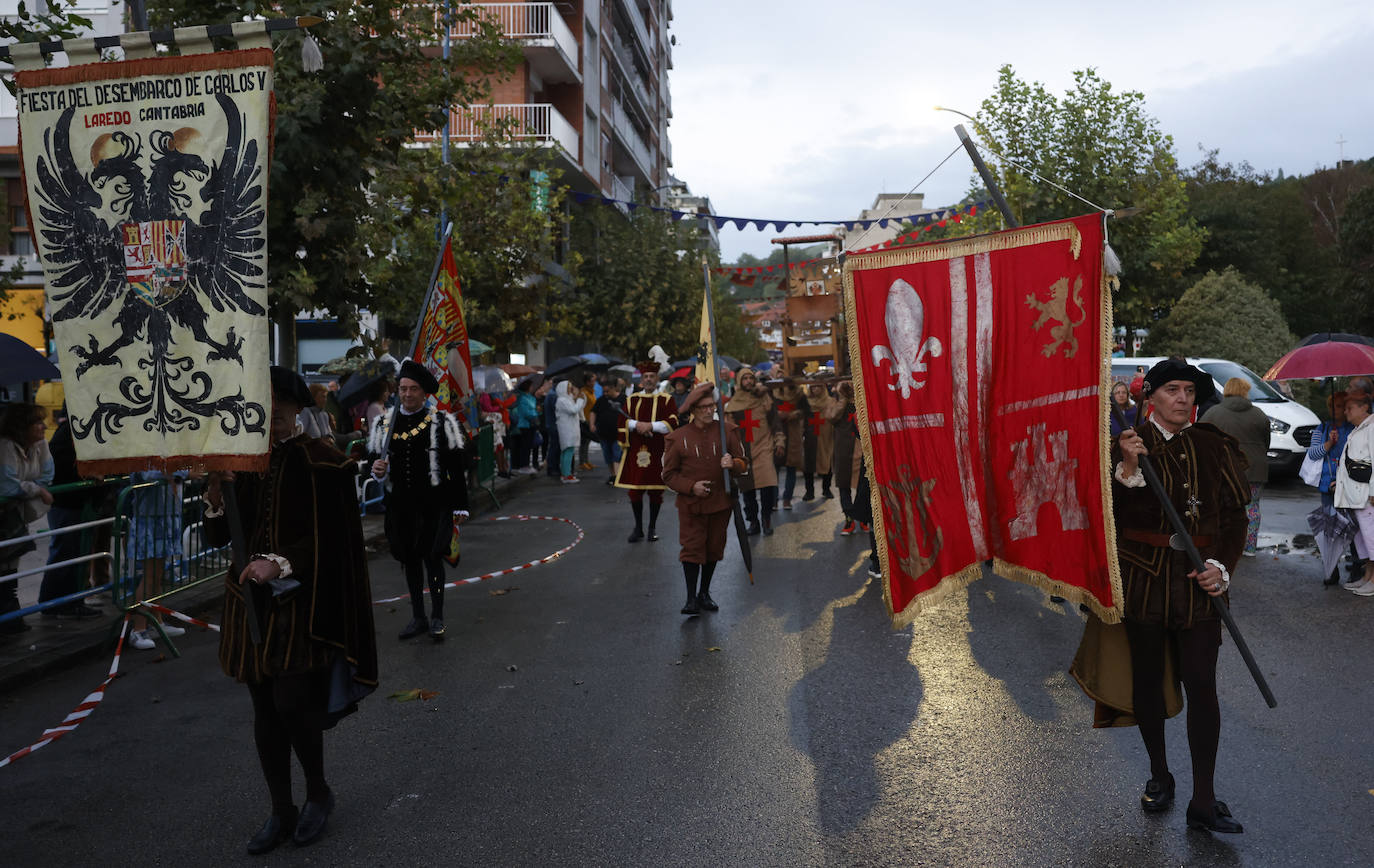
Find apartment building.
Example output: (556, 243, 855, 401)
(0, 1, 127, 350)
(432, 0, 675, 203)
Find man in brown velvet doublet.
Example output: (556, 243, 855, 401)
(1112, 358, 1250, 835)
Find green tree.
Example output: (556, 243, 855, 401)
(138, 1, 521, 364)
(1183, 151, 1340, 337)
(1340, 185, 1374, 334)
(951, 66, 1205, 337)
(1142, 268, 1295, 372)
(566, 205, 756, 363)
(359, 144, 568, 354)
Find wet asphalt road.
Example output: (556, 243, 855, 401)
(1, 472, 1371, 866)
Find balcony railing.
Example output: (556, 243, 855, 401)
(416, 103, 578, 156)
(609, 99, 652, 178)
(449, 2, 578, 69)
(611, 174, 634, 203)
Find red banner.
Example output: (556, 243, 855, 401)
(412, 235, 474, 413)
(844, 214, 1120, 627)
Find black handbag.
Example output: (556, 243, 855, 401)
(1345, 454, 1372, 484)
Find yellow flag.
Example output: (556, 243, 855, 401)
(695, 284, 719, 388)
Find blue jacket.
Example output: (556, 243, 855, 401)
(513, 391, 539, 431)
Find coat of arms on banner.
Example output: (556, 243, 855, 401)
(16, 49, 276, 474)
(843, 214, 1121, 627)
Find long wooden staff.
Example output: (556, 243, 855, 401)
(701, 258, 754, 583)
(1111, 406, 1277, 708)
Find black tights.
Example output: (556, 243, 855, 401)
(629, 491, 663, 532)
(682, 561, 717, 599)
(247, 675, 331, 815)
(1125, 619, 1223, 809)
(403, 554, 446, 620)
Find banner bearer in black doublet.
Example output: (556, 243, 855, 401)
(368, 360, 468, 642)
(1111, 359, 1250, 835)
(207, 367, 378, 855)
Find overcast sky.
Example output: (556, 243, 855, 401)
(666, 0, 1374, 263)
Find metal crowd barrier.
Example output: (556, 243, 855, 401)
(0, 479, 124, 627)
(474, 422, 500, 509)
(109, 477, 231, 656)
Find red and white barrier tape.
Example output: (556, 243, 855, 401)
(0, 615, 131, 770)
(139, 602, 221, 633)
(373, 514, 584, 604)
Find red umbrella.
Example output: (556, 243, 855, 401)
(1264, 334, 1374, 380)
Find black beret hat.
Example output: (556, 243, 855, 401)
(1141, 358, 1215, 405)
(398, 359, 440, 395)
(269, 365, 312, 408)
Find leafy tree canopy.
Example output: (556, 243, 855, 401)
(949, 65, 1204, 332)
(1142, 267, 1294, 372)
(565, 205, 757, 363)
(360, 143, 567, 355)
(1182, 150, 1343, 338)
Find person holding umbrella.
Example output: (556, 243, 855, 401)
(661, 383, 747, 615)
(1333, 391, 1374, 595)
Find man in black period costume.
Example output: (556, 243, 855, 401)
(1113, 359, 1250, 834)
(368, 359, 468, 641)
(206, 366, 378, 854)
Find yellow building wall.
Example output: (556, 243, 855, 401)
(0, 288, 46, 351)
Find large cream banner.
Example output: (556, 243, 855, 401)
(16, 49, 275, 475)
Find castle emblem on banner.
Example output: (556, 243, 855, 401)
(121, 219, 188, 307)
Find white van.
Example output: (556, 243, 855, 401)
(1109, 357, 1320, 477)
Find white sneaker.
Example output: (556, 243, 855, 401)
(1345, 579, 1371, 592)
(160, 622, 186, 637)
(1354, 584, 1374, 596)
(129, 630, 156, 650)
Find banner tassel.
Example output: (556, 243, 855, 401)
(301, 33, 323, 72)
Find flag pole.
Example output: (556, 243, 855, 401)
(380, 221, 454, 459)
(1110, 405, 1277, 708)
(702, 256, 754, 583)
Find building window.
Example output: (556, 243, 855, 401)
(11, 206, 26, 229)
(10, 232, 33, 256)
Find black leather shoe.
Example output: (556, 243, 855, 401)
(1140, 773, 1175, 812)
(398, 617, 429, 641)
(762, 518, 774, 536)
(681, 599, 701, 616)
(428, 618, 446, 641)
(647, 527, 659, 542)
(697, 593, 718, 612)
(1186, 799, 1243, 834)
(746, 521, 760, 536)
(293, 791, 334, 846)
(627, 527, 644, 543)
(247, 808, 297, 855)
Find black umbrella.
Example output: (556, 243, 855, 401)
(0, 333, 60, 383)
(576, 353, 614, 368)
(1296, 332, 1374, 348)
(544, 355, 585, 379)
(336, 361, 393, 409)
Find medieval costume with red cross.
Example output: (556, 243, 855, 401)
(614, 360, 680, 542)
(724, 367, 782, 535)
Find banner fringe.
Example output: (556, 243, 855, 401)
(76, 453, 269, 478)
(13, 47, 274, 88)
(846, 222, 1083, 271)
(888, 561, 983, 630)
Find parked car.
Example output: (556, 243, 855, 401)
(1109, 357, 1319, 477)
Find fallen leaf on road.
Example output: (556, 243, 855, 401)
(672, 660, 682, 666)
(574, 680, 585, 686)
(489, 587, 520, 596)
(389, 688, 439, 702)
(707, 647, 722, 652)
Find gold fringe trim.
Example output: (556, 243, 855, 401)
(1097, 213, 1126, 622)
(888, 561, 983, 630)
(846, 221, 1082, 273)
(76, 452, 268, 478)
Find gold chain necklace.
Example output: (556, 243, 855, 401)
(392, 412, 433, 442)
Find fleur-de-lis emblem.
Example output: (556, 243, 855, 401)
(871, 278, 943, 398)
